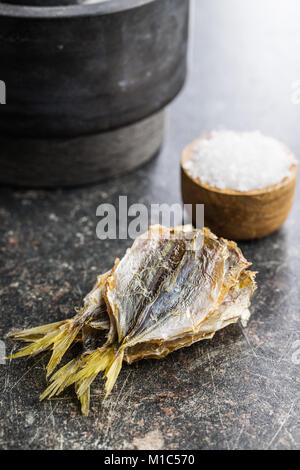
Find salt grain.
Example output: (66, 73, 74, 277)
(184, 130, 297, 191)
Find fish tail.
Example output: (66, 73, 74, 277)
(104, 349, 125, 399)
(7, 320, 81, 376)
(76, 381, 90, 416)
(7, 325, 64, 360)
(40, 358, 81, 401)
(46, 324, 81, 376)
(72, 345, 122, 414)
(6, 321, 65, 343)
(75, 346, 124, 411)
(41, 345, 115, 415)
(73, 347, 113, 396)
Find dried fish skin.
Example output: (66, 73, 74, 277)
(105, 227, 203, 344)
(105, 226, 191, 343)
(124, 270, 256, 364)
(105, 227, 248, 349)
(74, 270, 111, 329)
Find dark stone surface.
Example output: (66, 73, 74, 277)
(0, 0, 300, 450)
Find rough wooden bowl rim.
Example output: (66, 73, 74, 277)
(181, 136, 298, 197)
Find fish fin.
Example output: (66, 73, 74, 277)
(71, 346, 115, 414)
(104, 349, 124, 399)
(7, 320, 82, 376)
(75, 381, 90, 416)
(41, 346, 115, 415)
(6, 321, 65, 341)
(73, 347, 113, 396)
(7, 329, 61, 359)
(46, 325, 81, 377)
(79, 387, 90, 416)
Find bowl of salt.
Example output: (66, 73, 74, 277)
(181, 130, 297, 240)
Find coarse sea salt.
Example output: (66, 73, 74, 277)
(183, 130, 297, 192)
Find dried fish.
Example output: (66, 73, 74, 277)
(7, 271, 110, 376)
(7, 226, 256, 415)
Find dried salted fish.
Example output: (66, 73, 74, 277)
(7, 225, 256, 415)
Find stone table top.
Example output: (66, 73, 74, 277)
(1, 0, 300, 450)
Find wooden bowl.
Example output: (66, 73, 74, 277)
(181, 137, 297, 240)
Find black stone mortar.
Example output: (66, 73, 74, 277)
(0, 0, 189, 186)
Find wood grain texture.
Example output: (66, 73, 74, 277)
(181, 137, 297, 240)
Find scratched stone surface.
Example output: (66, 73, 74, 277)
(1, 0, 300, 450)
